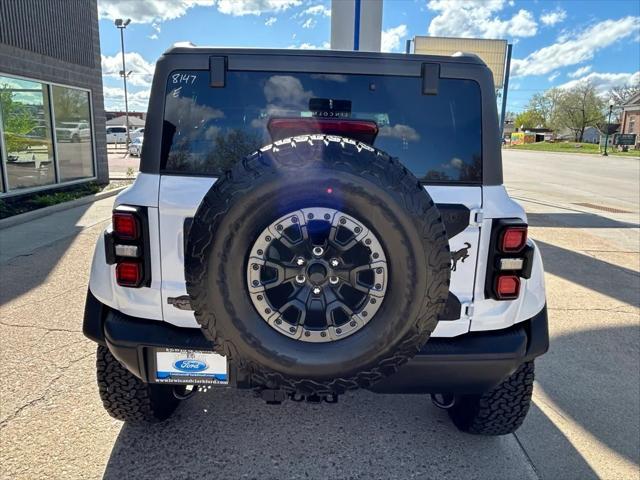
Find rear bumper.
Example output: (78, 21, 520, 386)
(84, 290, 548, 394)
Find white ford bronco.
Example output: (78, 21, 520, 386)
(84, 47, 548, 435)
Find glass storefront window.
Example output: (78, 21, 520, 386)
(52, 85, 94, 181)
(0, 76, 55, 190)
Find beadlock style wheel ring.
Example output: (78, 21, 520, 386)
(247, 207, 388, 343)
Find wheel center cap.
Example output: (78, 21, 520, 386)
(307, 262, 327, 285)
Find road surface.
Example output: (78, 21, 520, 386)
(0, 149, 638, 479)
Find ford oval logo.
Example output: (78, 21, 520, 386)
(173, 359, 208, 372)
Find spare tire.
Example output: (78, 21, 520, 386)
(185, 135, 450, 394)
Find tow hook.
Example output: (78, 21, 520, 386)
(431, 393, 456, 409)
(290, 393, 339, 404)
(257, 389, 339, 405)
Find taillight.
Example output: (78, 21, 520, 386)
(486, 220, 531, 301)
(267, 117, 379, 145)
(108, 206, 149, 288)
(500, 226, 527, 253)
(495, 274, 520, 300)
(113, 212, 139, 240)
(116, 262, 142, 287)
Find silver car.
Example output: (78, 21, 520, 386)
(128, 136, 143, 156)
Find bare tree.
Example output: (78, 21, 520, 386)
(555, 82, 605, 142)
(607, 85, 640, 122)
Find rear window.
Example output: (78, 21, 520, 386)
(162, 70, 482, 183)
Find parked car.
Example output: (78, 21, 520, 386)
(130, 127, 144, 140)
(70, 120, 91, 143)
(84, 47, 548, 436)
(128, 136, 143, 156)
(106, 126, 128, 143)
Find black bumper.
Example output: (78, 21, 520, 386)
(84, 290, 548, 394)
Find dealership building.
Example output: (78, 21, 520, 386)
(0, 0, 108, 197)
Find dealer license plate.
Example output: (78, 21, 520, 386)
(155, 348, 228, 385)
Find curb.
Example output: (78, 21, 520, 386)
(0, 186, 127, 230)
(505, 148, 639, 159)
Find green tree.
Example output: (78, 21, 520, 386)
(555, 82, 605, 142)
(0, 84, 37, 152)
(527, 88, 563, 131)
(514, 109, 545, 130)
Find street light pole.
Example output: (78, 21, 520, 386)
(603, 100, 614, 157)
(115, 18, 131, 146)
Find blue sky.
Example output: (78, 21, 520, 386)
(97, 0, 640, 113)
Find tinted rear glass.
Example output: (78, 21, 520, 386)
(162, 71, 482, 183)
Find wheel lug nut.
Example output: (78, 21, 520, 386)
(330, 258, 339, 267)
(312, 246, 324, 257)
(312, 287, 321, 295)
(329, 276, 339, 285)
(296, 257, 305, 266)
(295, 275, 306, 284)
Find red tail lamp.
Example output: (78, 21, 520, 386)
(267, 118, 379, 144)
(495, 274, 520, 300)
(113, 212, 139, 240)
(116, 261, 142, 287)
(500, 226, 527, 253)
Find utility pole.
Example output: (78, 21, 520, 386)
(115, 18, 131, 146)
(602, 100, 614, 156)
(499, 43, 513, 140)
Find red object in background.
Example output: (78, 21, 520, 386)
(113, 212, 139, 240)
(500, 226, 527, 253)
(267, 118, 379, 145)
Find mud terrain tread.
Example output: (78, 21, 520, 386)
(448, 361, 535, 435)
(96, 346, 180, 422)
(186, 135, 450, 395)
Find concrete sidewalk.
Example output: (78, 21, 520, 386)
(0, 196, 115, 263)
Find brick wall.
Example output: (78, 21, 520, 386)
(0, 0, 108, 184)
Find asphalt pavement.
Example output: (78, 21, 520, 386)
(0, 149, 638, 479)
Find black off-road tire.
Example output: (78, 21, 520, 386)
(96, 346, 182, 423)
(185, 135, 451, 395)
(448, 361, 535, 435)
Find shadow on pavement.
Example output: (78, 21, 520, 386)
(518, 325, 640, 479)
(536, 241, 640, 307)
(0, 203, 92, 306)
(102, 385, 596, 479)
(528, 212, 639, 229)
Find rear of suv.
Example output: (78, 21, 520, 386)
(84, 47, 548, 435)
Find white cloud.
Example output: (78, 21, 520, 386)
(568, 65, 592, 78)
(102, 86, 151, 111)
(302, 18, 316, 29)
(381, 25, 408, 53)
(548, 72, 559, 82)
(378, 124, 420, 141)
(148, 34, 159, 40)
(102, 52, 155, 88)
(427, 0, 537, 39)
(540, 8, 567, 26)
(287, 42, 330, 49)
(301, 4, 331, 16)
(557, 71, 640, 96)
(511, 16, 640, 77)
(98, 0, 215, 23)
(265, 16, 277, 26)
(216, 0, 301, 16)
(98, 0, 300, 22)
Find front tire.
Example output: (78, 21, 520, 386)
(448, 361, 535, 435)
(96, 346, 182, 423)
